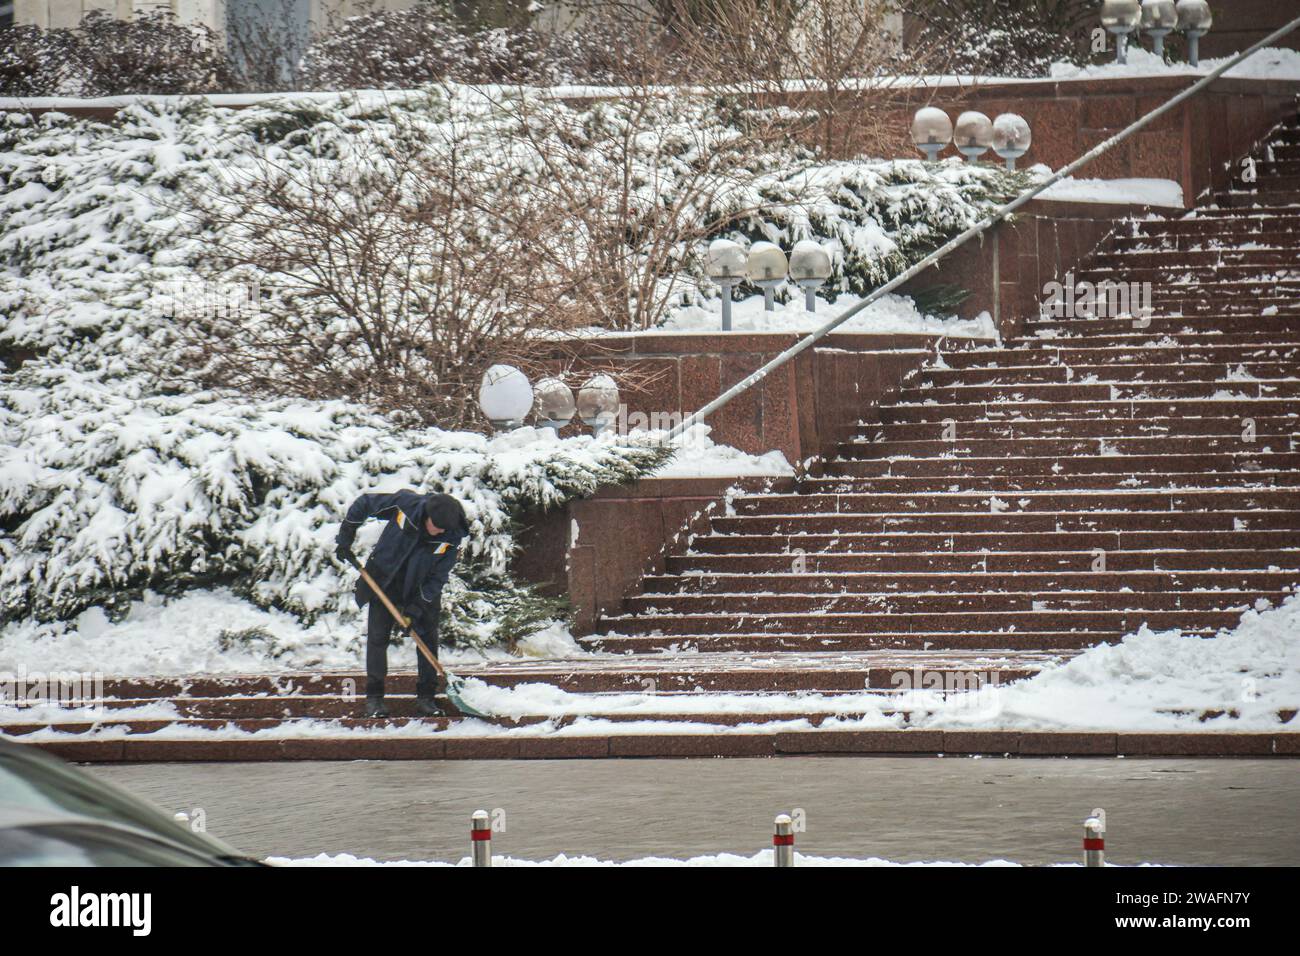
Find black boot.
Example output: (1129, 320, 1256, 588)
(364, 696, 390, 719)
(415, 696, 446, 718)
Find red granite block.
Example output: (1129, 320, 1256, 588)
(516, 736, 610, 759)
(774, 730, 944, 753)
(34, 739, 127, 763)
(607, 733, 773, 757)
(121, 738, 285, 761)
(1117, 733, 1274, 757)
(1018, 733, 1117, 755)
(1272, 734, 1300, 755)
(442, 737, 524, 759)
(941, 731, 1021, 754)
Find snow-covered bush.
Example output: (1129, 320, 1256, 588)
(300, 2, 550, 89)
(715, 158, 1029, 303)
(0, 371, 669, 644)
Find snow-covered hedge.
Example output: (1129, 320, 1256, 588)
(0, 361, 670, 642)
(0, 90, 1022, 351)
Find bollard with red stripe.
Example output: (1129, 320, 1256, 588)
(773, 813, 794, 867)
(471, 809, 492, 868)
(1083, 811, 1105, 868)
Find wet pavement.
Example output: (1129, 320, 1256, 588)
(91, 756, 1300, 865)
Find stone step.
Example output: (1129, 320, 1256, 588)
(1125, 214, 1300, 236)
(694, 525, 1300, 553)
(837, 434, 1298, 459)
(892, 380, 1300, 403)
(911, 362, 1300, 387)
(620, 590, 1281, 616)
(1239, 157, 1300, 175)
(860, 415, 1300, 440)
(706, 514, 1300, 539)
(732, 488, 1300, 515)
(830, 451, 1300, 477)
(1232, 173, 1300, 191)
(1008, 331, 1300, 348)
(642, 569, 1300, 595)
(942, 345, 1300, 369)
(1213, 190, 1300, 208)
(1264, 126, 1300, 145)
(1093, 249, 1300, 268)
(585, 630, 1164, 653)
(666, 547, 1300, 574)
(15, 728, 1294, 762)
(1112, 232, 1300, 252)
(80, 652, 1068, 699)
(875, 399, 1300, 424)
(1022, 315, 1300, 337)
(598, 608, 1246, 637)
(810, 472, 1300, 492)
(1077, 264, 1300, 283)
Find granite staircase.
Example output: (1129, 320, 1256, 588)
(592, 118, 1300, 657)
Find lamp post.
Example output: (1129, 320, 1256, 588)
(992, 113, 1032, 170)
(910, 107, 952, 161)
(478, 364, 533, 432)
(533, 377, 576, 433)
(746, 241, 788, 313)
(1101, 0, 1142, 64)
(1176, 0, 1213, 66)
(953, 111, 993, 163)
(789, 240, 833, 313)
(1140, 0, 1177, 58)
(577, 374, 620, 437)
(705, 238, 747, 331)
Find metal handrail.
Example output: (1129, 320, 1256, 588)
(666, 13, 1300, 441)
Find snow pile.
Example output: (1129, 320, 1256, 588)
(936, 594, 1300, 732)
(1032, 173, 1185, 209)
(1048, 46, 1300, 83)
(656, 293, 997, 337)
(647, 425, 792, 478)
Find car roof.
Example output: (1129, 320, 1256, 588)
(0, 737, 262, 864)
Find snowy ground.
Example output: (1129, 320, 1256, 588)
(269, 850, 1031, 867)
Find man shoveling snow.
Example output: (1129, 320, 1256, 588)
(334, 490, 469, 719)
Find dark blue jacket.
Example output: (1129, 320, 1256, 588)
(336, 490, 467, 640)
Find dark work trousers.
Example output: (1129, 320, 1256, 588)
(366, 600, 441, 699)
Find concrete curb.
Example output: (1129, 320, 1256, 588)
(18, 731, 1300, 763)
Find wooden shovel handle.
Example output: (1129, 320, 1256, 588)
(349, 557, 447, 679)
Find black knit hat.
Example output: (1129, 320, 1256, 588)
(423, 493, 468, 535)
